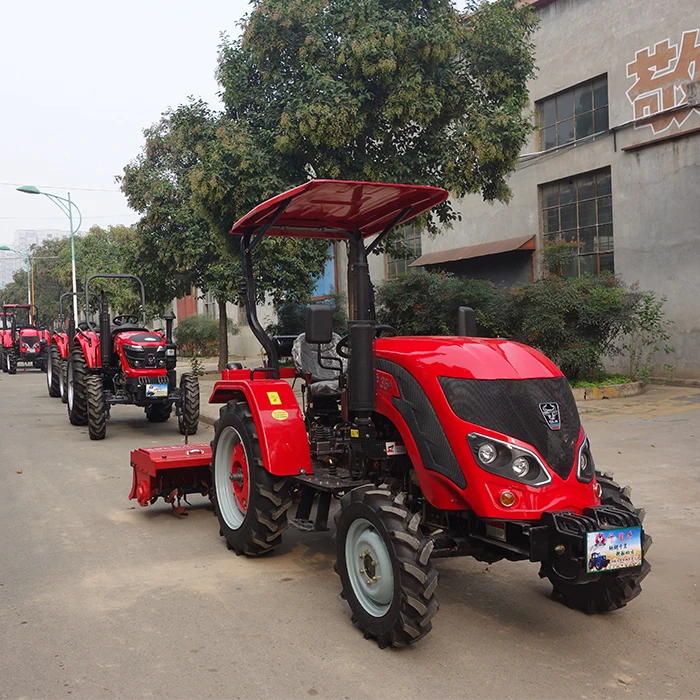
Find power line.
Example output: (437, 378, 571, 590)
(0, 181, 121, 193)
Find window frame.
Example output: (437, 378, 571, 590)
(386, 224, 423, 280)
(540, 168, 614, 277)
(537, 75, 609, 151)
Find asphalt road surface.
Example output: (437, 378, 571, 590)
(1, 371, 699, 699)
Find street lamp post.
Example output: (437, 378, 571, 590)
(16, 185, 81, 323)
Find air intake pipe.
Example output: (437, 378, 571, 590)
(99, 292, 111, 368)
(162, 309, 175, 344)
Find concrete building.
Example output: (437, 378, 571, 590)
(361, 0, 699, 376)
(0, 229, 71, 287)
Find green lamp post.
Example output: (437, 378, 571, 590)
(17, 186, 82, 322)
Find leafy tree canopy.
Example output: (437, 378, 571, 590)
(218, 0, 538, 233)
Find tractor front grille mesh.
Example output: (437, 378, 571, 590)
(439, 376, 580, 480)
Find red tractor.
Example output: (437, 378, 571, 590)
(46, 292, 74, 399)
(67, 274, 199, 440)
(1, 303, 49, 374)
(131, 180, 651, 648)
(0, 305, 13, 372)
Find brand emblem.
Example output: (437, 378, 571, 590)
(539, 402, 561, 430)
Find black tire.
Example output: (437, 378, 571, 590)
(334, 486, 439, 648)
(67, 348, 88, 426)
(543, 471, 652, 613)
(145, 401, 172, 422)
(7, 349, 17, 375)
(178, 373, 200, 435)
(47, 344, 61, 397)
(211, 400, 292, 556)
(0, 348, 6, 373)
(60, 359, 68, 404)
(86, 375, 107, 440)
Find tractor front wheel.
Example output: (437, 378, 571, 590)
(178, 373, 200, 435)
(7, 349, 17, 375)
(59, 359, 68, 403)
(211, 400, 292, 556)
(145, 402, 172, 422)
(67, 349, 88, 426)
(47, 344, 61, 397)
(86, 375, 107, 440)
(0, 348, 6, 373)
(542, 471, 652, 613)
(334, 486, 439, 648)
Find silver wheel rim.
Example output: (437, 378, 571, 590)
(47, 350, 53, 388)
(345, 518, 394, 617)
(214, 426, 248, 531)
(67, 361, 74, 410)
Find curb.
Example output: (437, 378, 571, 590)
(649, 377, 700, 388)
(571, 381, 644, 401)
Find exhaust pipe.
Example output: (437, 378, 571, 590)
(99, 292, 111, 368)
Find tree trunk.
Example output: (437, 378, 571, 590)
(218, 299, 229, 371)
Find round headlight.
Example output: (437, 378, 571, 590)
(580, 452, 588, 471)
(477, 442, 497, 464)
(512, 456, 530, 477)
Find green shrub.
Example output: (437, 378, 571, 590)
(375, 271, 502, 336)
(175, 314, 223, 356)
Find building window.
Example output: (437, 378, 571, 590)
(541, 169, 614, 276)
(312, 243, 336, 298)
(538, 76, 609, 151)
(204, 290, 217, 318)
(387, 225, 422, 279)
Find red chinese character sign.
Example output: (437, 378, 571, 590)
(626, 29, 700, 138)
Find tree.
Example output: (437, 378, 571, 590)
(120, 100, 330, 369)
(218, 0, 538, 233)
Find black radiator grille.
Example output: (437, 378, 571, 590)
(439, 376, 580, 480)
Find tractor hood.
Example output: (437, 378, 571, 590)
(375, 336, 562, 381)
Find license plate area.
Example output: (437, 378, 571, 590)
(586, 526, 642, 573)
(146, 383, 168, 398)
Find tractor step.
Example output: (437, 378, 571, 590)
(292, 472, 371, 494)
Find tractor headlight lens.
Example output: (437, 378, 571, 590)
(478, 443, 497, 465)
(512, 457, 530, 478)
(576, 437, 595, 483)
(468, 433, 551, 487)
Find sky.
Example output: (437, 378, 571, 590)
(0, 0, 251, 249)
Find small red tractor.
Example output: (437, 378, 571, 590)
(67, 274, 199, 440)
(130, 180, 651, 648)
(1, 303, 49, 374)
(46, 292, 74, 399)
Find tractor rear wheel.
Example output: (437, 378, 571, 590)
(47, 344, 61, 397)
(0, 348, 6, 373)
(59, 359, 68, 403)
(542, 471, 652, 613)
(86, 375, 107, 440)
(145, 401, 172, 422)
(67, 348, 88, 426)
(7, 349, 17, 375)
(334, 486, 439, 648)
(211, 400, 292, 556)
(178, 373, 200, 435)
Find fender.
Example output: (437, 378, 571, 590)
(73, 331, 101, 368)
(53, 333, 69, 359)
(209, 378, 312, 477)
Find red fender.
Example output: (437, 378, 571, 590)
(209, 378, 312, 477)
(53, 333, 69, 359)
(73, 331, 101, 368)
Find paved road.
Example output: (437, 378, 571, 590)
(1, 371, 699, 699)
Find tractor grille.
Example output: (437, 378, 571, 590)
(22, 335, 40, 346)
(123, 345, 165, 369)
(439, 376, 580, 480)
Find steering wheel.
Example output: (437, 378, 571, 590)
(336, 335, 350, 359)
(375, 324, 398, 337)
(112, 314, 140, 326)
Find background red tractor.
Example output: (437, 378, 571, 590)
(67, 274, 199, 440)
(1, 303, 48, 374)
(131, 180, 651, 648)
(0, 305, 14, 372)
(46, 292, 75, 399)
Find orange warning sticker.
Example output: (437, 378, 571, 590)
(267, 391, 282, 405)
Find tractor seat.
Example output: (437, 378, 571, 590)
(292, 332, 347, 397)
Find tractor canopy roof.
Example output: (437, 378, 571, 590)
(230, 180, 448, 240)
